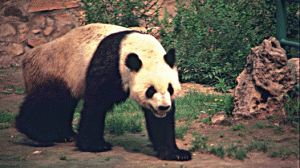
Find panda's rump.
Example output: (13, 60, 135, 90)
(22, 24, 130, 99)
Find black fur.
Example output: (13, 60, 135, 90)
(16, 78, 78, 143)
(143, 103, 191, 161)
(164, 48, 176, 68)
(125, 53, 142, 72)
(76, 31, 133, 152)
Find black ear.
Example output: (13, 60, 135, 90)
(125, 53, 142, 72)
(164, 48, 175, 68)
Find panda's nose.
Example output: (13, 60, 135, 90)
(158, 106, 170, 111)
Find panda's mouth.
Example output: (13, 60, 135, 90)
(149, 105, 167, 118)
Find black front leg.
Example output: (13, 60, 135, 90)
(143, 102, 191, 161)
(76, 95, 113, 152)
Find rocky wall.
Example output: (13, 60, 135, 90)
(0, 0, 180, 67)
(0, 0, 83, 67)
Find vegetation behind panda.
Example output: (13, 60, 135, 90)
(16, 23, 191, 161)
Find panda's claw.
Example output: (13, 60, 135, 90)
(158, 149, 192, 161)
(175, 149, 192, 161)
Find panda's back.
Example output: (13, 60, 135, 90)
(22, 24, 130, 99)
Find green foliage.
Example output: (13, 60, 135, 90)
(78, 0, 299, 88)
(0, 111, 15, 123)
(232, 123, 245, 131)
(226, 145, 247, 160)
(159, 0, 252, 87)
(111, 98, 141, 113)
(198, 118, 210, 124)
(2, 85, 24, 95)
(210, 145, 225, 158)
(234, 148, 247, 160)
(75, 99, 84, 113)
(80, 0, 160, 27)
(189, 132, 209, 152)
(267, 145, 299, 160)
(214, 76, 232, 93)
(124, 114, 144, 133)
(105, 112, 143, 135)
(246, 141, 269, 153)
(158, 0, 299, 87)
(213, 95, 234, 117)
(175, 125, 189, 140)
(105, 99, 143, 134)
(72, 99, 143, 134)
(105, 112, 126, 135)
(175, 91, 234, 121)
(282, 91, 299, 126)
(256, 121, 265, 129)
(59, 155, 67, 160)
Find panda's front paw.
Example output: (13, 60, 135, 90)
(76, 140, 112, 152)
(157, 149, 192, 161)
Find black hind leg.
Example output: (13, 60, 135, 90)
(15, 83, 78, 143)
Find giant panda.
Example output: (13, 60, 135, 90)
(15, 23, 191, 161)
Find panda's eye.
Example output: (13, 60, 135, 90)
(168, 83, 174, 96)
(146, 86, 156, 98)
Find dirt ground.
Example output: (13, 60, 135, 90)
(0, 67, 299, 168)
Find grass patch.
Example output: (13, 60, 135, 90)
(175, 125, 189, 140)
(105, 112, 144, 135)
(105, 99, 143, 135)
(175, 91, 233, 122)
(232, 123, 245, 131)
(256, 121, 265, 129)
(210, 145, 225, 158)
(246, 141, 268, 153)
(72, 99, 143, 134)
(282, 91, 299, 126)
(59, 155, 67, 160)
(0, 111, 15, 123)
(0, 111, 16, 129)
(226, 145, 247, 160)
(2, 85, 25, 95)
(189, 132, 209, 152)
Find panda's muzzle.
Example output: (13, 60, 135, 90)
(150, 105, 170, 117)
(158, 105, 170, 111)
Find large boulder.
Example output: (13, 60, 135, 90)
(233, 37, 296, 120)
(288, 58, 299, 87)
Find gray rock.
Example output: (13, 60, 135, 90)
(233, 37, 295, 120)
(0, 24, 16, 38)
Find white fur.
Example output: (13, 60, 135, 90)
(119, 33, 181, 118)
(23, 23, 130, 99)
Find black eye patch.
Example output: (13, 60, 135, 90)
(168, 83, 174, 96)
(146, 86, 156, 98)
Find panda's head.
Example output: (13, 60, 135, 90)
(119, 32, 181, 118)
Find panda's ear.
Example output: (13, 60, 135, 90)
(125, 53, 142, 72)
(164, 48, 175, 68)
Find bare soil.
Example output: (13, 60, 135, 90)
(0, 67, 299, 168)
